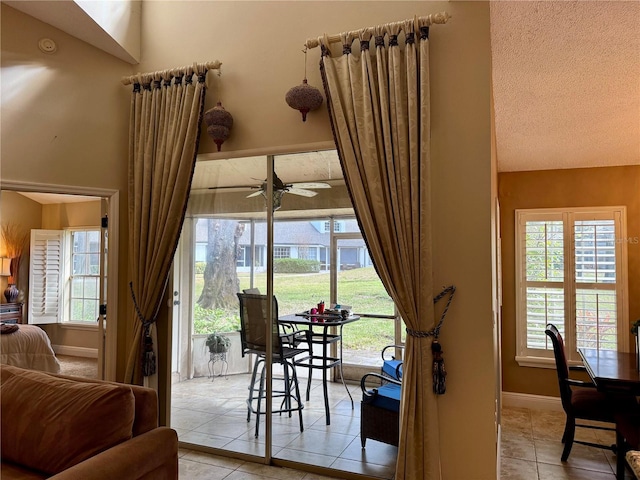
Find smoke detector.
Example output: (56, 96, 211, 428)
(38, 38, 57, 54)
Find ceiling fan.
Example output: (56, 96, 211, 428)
(205, 172, 331, 210)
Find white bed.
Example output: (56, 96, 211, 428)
(0, 324, 61, 373)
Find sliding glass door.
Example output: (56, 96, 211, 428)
(169, 150, 399, 478)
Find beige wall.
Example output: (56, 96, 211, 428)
(2, 2, 496, 477)
(1, 4, 132, 375)
(499, 165, 640, 396)
(140, 2, 495, 478)
(41, 201, 101, 229)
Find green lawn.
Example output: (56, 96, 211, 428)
(193, 267, 396, 352)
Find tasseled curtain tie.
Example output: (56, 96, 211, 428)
(405, 285, 456, 339)
(405, 285, 456, 395)
(129, 282, 158, 376)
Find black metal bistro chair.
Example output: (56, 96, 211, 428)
(237, 292, 307, 437)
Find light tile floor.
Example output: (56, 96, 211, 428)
(174, 374, 636, 480)
(501, 405, 634, 480)
(172, 369, 397, 479)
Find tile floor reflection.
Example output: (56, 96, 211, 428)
(174, 377, 634, 480)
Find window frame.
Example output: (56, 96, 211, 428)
(65, 228, 102, 325)
(273, 246, 291, 259)
(515, 206, 629, 368)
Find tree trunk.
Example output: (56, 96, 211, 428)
(197, 219, 245, 310)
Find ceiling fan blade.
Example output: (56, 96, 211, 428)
(288, 188, 318, 197)
(290, 182, 331, 189)
(205, 185, 258, 191)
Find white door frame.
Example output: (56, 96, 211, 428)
(1, 179, 119, 381)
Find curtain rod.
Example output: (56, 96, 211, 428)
(121, 61, 222, 86)
(304, 12, 450, 50)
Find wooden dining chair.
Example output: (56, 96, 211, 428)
(545, 324, 637, 461)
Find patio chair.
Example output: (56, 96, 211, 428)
(360, 371, 401, 448)
(237, 292, 307, 437)
(359, 343, 406, 447)
(242, 288, 309, 349)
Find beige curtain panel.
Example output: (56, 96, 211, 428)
(124, 65, 210, 385)
(320, 18, 441, 479)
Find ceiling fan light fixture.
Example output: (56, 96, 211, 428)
(261, 189, 285, 211)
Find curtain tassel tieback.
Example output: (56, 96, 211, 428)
(142, 323, 156, 377)
(130, 282, 157, 377)
(431, 340, 446, 395)
(405, 285, 456, 395)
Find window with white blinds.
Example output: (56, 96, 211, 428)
(515, 207, 628, 366)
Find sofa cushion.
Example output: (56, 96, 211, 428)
(0, 365, 135, 476)
(51, 373, 159, 436)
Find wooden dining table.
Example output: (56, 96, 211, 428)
(578, 348, 640, 395)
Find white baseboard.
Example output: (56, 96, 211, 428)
(502, 391, 563, 412)
(53, 345, 98, 359)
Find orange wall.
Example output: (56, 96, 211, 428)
(499, 165, 640, 396)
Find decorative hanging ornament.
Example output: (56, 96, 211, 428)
(285, 48, 323, 122)
(204, 101, 233, 151)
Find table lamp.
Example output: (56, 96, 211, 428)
(1, 258, 18, 303)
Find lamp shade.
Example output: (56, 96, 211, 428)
(1, 258, 11, 277)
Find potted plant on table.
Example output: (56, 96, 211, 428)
(205, 332, 231, 354)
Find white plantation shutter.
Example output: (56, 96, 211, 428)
(521, 216, 564, 352)
(28, 230, 64, 324)
(516, 207, 628, 366)
(573, 213, 620, 351)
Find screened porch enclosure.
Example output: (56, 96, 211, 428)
(188, 216, 396, 371)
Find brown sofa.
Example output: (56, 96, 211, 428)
(0, 364, 178, 479)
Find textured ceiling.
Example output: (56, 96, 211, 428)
(491, 1, 640, 172)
